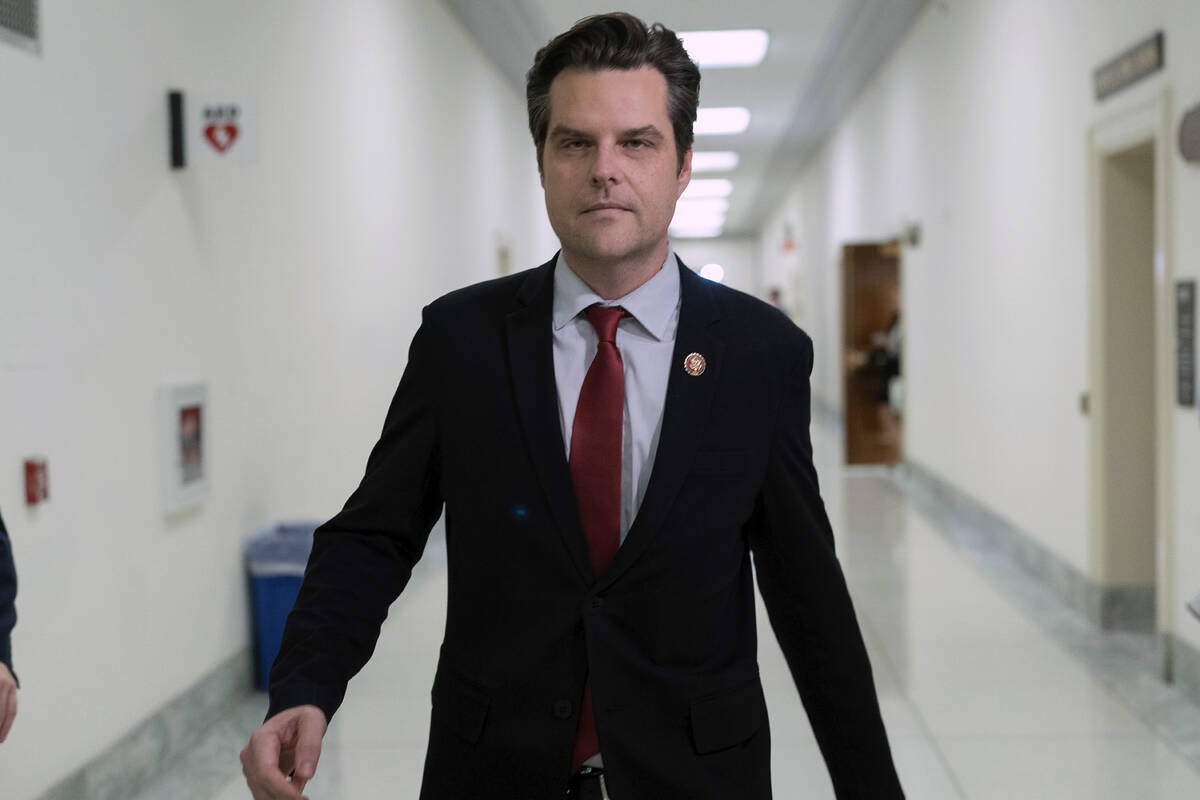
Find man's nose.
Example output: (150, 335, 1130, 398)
(589, 145, 619, 186)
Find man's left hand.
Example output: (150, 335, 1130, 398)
(0, 662, 17, 743)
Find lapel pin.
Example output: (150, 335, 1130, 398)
(683, 352, 706, 376)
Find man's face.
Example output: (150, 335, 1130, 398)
(540, 67, 692, 268)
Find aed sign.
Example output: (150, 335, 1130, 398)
(169, 90, 258, 169)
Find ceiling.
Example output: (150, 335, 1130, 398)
(444, 0, 928, 238)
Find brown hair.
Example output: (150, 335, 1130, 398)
(526, 12, 700, 174)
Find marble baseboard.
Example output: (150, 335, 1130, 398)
(1175, 635, 1200, 711)
(37, 647, 253, 800)
(896, 459, 1154, 632)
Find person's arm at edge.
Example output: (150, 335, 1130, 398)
(0, 508, 18, 743)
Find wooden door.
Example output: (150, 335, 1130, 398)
(842, 242, 903, 465)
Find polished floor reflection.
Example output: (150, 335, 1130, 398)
(145, 418, 1200, 799)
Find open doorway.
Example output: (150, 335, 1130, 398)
(1087, 91, 1174, 661)
(842, 241, 903, 465)
(1095, 141, 1157, 629)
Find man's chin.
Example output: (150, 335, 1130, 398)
(562, 233, 658, 265)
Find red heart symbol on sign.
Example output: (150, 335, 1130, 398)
(203, 124, 240, 153)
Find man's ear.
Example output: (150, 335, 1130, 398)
(676, 148, 693, 197)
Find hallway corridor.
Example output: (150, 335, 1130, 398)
(128, 418, 1200, 800)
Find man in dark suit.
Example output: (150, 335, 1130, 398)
(242, 12, 902, 799)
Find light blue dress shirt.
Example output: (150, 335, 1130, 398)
(551, 250, 682, 546)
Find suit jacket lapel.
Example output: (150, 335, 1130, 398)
(599, 261, 723, 590)
(505, 257, 594, 585)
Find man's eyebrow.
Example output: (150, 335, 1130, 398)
(547, 125, 666, 140)
(548, 125, 593, 140)
(622, 125, 664, 140)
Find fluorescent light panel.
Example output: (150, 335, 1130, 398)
(671, 225, 723, 239)
(676, 197, 729, 214)
(682, 179, 733, 199)
(678, 29, 769, 68)
(672, 198, 728, 228)
(699, 263, 726, 283)
(691, 151, 740, 172)
(695, 107, 751, 136)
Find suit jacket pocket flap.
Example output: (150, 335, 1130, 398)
(433, 669, 491, 744)
(689, 678, 767, 754)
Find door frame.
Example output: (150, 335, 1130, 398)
(840, 240, 904, 466)
(1086, 87, 1174, 650)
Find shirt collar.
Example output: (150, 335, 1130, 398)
(552, 249, 681, 341)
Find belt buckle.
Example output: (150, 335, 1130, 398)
(568, 767, 611, 800)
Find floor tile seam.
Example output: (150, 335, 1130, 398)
(853, 609, 971, 800)
(897, 679, 1117, 692)
(884, 470, 1200, 777)
(855, 627, 1072, 646)
(929, 731, 1183, 741)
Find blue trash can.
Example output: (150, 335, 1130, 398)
(247, 522, 317, 690)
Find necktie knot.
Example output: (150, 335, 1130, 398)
(585, 305, 627, 344)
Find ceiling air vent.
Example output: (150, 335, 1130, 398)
(0, 0, 39, 54)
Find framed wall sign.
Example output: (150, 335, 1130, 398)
(167, 90, 259, 170)
(159, 381, 210, 514)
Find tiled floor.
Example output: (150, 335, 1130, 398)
(144, 419, 1200, 799)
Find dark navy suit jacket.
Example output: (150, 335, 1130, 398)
(269, 257, 903, 799)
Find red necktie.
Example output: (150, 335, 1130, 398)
(569, 304, 627, 774)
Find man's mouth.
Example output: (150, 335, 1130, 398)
(584, 203, 631, 213)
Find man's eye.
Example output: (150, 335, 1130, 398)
(563, 140, 589, 150)
(625, 139, 647, 149)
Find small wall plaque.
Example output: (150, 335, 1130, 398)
(1094, 32, 1164, 101)
(168, 90, 186, 169)
(0, 0, 39, 54)
(1179, 280, 1196, 407)
(1181, 105, 1200, 164)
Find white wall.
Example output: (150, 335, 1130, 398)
(0, 1, 552, 796)
(1165, 4, 1200, 657)
(670, 236, 759, 296)
(759, 0, 1200, 650)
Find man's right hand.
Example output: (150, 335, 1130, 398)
(241, 705, 328, 799)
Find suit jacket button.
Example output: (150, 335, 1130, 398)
(553, 699, 573, 719)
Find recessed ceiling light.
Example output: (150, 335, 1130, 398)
(699, 263, 727, 282)
(691, 151, 740, 172)
(695, 107, 751, 136)
(678, 30, 769, 68)
(682, 179, 733, 199)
